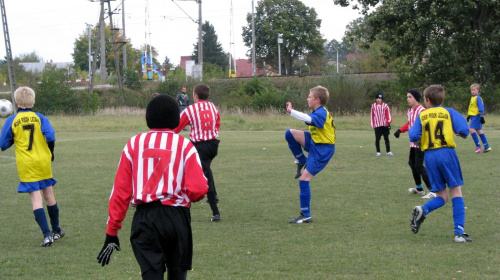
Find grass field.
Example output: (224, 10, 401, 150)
(1, 112, 499, 279)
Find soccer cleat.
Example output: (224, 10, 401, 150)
(294, 162, 306, 179)
(421, 192, 436, 199)
(41, 235, 54, 247)
(387, 152, 394, 156)
(408, 188, 425, 196)
(52, 228, 66, 240)
(410, 206, 425, 233)
(211, 215, 220, 222)
(288, 212, 313, 224)
(483, 147, 491, 153)
(454, 233, 472, 243)
(475, 147, 482, 153)
(376, 152, 381, 157)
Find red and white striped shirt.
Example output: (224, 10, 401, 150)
(106, 129, 208, 236)
(174, 100, 220, 142)
(399, 104, 426, 148)
(370, 102, 392, 128)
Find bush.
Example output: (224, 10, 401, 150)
(156, 77, 186, 99)
(321, 74, 369, 114)
(35, 69, 81, 114)
(124, 70, 142, 90)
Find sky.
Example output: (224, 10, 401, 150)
(1, 0, 361, 66)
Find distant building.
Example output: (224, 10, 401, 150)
(234, 59, 264, 77)
(179, 56, 264, 78)
(179, 56, 194, 71)
(20, 62, 74, 75)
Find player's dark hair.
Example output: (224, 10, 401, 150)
(423, 85, 445, 106)
(146, 94, 180, 129)
(193, 84, 210, 100)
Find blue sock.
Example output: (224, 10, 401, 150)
(47, 204, 60, 232)
(416, 184, 423, 190)
(422, 196, 445, 215)
(479, 133, 489, 149)
(299, 180, 311, 217)
(33, 208, 51, 237)
(452, 197, 465, 235)
(471, 132, 480, 147)
(285, 130, 306, 164)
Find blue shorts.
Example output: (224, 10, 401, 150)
(303, 132, 335, 176)
(469, 115, 482, 130)
(423, 148, 463, 192)
(18, 178, 57, 193)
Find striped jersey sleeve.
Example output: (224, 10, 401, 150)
(408, 104, 426, 148)
(106, 129, 208, 236)
(175, 101, 220, 142)
(371, 102, 392, 128)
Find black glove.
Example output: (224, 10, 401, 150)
(394, 129, 401, 138)
(97, 234, 120, 266)
(466, 116, 470, 122)
(387, 124, 391, 130)
(480, 117, 485, 124)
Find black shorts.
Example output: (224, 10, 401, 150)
(130, 201, 193, 273)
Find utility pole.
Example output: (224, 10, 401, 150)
(278, 34, 282, 76)
(1, 0, 17, 112)
(90, 23, 101, 93)
(122, 0, 127, 70)
(251, 0, 256, 77)
(107, 0, 124, 101)
(86, 23, 93, 83)
(197, 0, 202, 74)
(99, 0, 107, 81)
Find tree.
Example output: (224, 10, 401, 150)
(324, 39, 348, 62)
(333, 0, 500, 85)
(163, 56, 174, 68)
(192, 21, 228, 71)
(18, 51, 43, 62)
(72, 24, 143, 76)
(242, 0, 325, 75)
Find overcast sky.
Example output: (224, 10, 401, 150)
(1, 0, 361, 66)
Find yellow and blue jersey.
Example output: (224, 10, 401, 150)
(0, 110, 55, 182)
(408, 106, 468, 151)
(307, 106, 335, 145)
(467, 95, 484, 117)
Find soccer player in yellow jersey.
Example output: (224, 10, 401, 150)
(285, 86, 336, 224)
(408, 85, 472, 243)
(467, 83, 491, 153)
(0, 87, 64, 247)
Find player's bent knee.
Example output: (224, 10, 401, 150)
(285, 129, 294, 142)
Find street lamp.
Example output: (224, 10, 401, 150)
(333, 46, 339, 73)
(277, 33, 283, 76)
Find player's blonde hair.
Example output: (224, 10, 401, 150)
(310, 86, 329, 105)
(423, 85, 445, 106)
(14, 86, 35, 109)
(470, 83, 480, 91)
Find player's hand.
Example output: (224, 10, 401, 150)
(286, 102, 293, 112)
(387, 124, 391, 130)
(97, 234, 120, 266)
(480, 117, 485, 124)
(466, 116, 470, 122)
(394, 129, 401, 138)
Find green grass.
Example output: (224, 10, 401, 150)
(0, 113, 499, 279)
